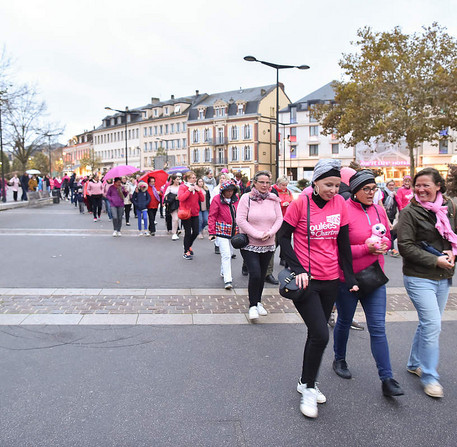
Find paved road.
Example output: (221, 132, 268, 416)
(1, 322, 456, 447)
(1, 199, 405, 289)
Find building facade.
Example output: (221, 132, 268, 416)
(187, 85, 290, 178)
(62, 131, 93, 177)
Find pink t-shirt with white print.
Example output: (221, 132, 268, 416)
(284, 192, 348, 281)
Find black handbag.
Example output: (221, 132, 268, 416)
(231, 233, 249, 249)
(231, 197, 250, 249)
(279, 195, 311, 301)
(354, 260, 388, 296)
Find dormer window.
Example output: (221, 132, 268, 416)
(198, 109, 205, 120)
(154, 109, 159, 117)
(237, 104, 244, 115)
(174, 105, 181, 114)
(110, 118, 115, 126)
(215, 107, 225, 117)
(164, 107, 169, 115)
(117, 117, 122, 125)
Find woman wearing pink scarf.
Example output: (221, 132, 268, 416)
(397, 168, 457, 399)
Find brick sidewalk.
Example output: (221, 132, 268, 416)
(0, 288, 456, 315)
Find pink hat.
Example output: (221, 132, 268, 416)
(341, 167, 357, 185)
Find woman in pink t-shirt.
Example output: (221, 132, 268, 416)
(278, 159, 358, 419)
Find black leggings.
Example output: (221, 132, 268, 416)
(124, 204, 132, 224)
(182, 216, 199, 253)
(294, 279, 338, 387)
(147, 208, 158, 233)
(240, 250, 274, 307)
(91, 195, 102, 218)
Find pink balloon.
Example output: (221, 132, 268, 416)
(341, 167, 356, 185)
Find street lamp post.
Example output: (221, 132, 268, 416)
(0, 95, 5, 202)
(243, 56, 309, 180)
(105, 106, 129, 165)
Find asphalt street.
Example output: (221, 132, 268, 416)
(1, 322, 456, 447)
(0, 200, 404, 289)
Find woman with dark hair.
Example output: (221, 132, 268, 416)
(278, 159, 358, 418)
(106, 177, 128, 236)
(332, 170, 404, 398)
(397, 167, 457, 398)
(86, 175, 103, 222)
(208, 180, 239, 289)
(178, 171, 204, 259)
(164, 174, 181, 240)
(236, 170, 283, 319)
(197, 177, 211, 239)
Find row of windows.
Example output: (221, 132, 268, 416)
(143, 139, 187, 152)
(289, 107, 318, 124)
(97, 147, 141, 160)
(197, 104, 245, 120)
(192, 146, 252, 163)
(95, 129, 139, 145)
(142, 122, 186, 137)
(192, 125, 252, 144)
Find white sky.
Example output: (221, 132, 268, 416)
(1, 0, 456, 143)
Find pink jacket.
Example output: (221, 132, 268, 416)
(208, 194, 239, 238)
(236, 192, 283, 246)
(339, 199, 391, 280)
(178, 183, 204, 217)
(86, 181, 104, 195)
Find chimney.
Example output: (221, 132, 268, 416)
(261, 89, 266, 96)
(278, 82, 285, 92)
(196, 90, 199, 96)
(151, 97, 160, 104)
(171, 94, 174, 100)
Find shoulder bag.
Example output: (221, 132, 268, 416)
(231, 197, 250, 249)
(279, 195, 311, 301)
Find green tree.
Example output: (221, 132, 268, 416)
(313, 23, 457, 176)
(79, 149, 102, 173)
(29, 151, 50, 175)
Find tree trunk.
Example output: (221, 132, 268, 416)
(408, 144, 416, 178)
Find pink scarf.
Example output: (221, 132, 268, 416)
(415, 192, 457, 255)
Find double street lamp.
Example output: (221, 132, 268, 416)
(105, 106, 130, 165)
(243, 56, 310, 180)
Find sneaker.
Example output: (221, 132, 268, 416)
(214, 245, 220, 255)
(189, 247, 194, 255)
(198, 233, 204, 239)
(257, 302, 268, 316)
(112, 231, 117, 237)
(126, 222, 130, 226)
(328, 310, 337, 328)
(407, 367, 422, 377)
(144, 231, 150, 236)
(150, 232, 155, 236)
(299, 388, 318, 418)
(231, 254, 236, 259)
(154, 221, 157, 225)
(424, 382, 443, 398)
(242, 264, 248, 276)
(333, 359, 352, 379)
(183, 252, 193, 260)
(172, 234, 179, 240)
(138, 231, 143, 236)
(350, 320, 364, 331)
(248, 306, 259, 320)
(224, 282, 233, 290)
(94, 218, 97, 222)
(117, 231, 121, 237)
(389, 249, 400, 258)
(297, 379, 326, 404)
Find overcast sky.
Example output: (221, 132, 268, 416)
(1, 0, 455, 143)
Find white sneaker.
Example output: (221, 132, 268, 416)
(117, 231, 121, 237)
(144, 231, 150, 236)
(257, 302, 268, 316)
(297, 379, 326, 404)
(138, 231, 143, 236)
(248, 306, 259, 320)
(112, 231, 117, 237)
(172, 234, 179, 240)
(300, 388, 318, 418)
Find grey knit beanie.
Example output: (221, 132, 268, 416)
(349, 170, 376, 194)
(312, 159, 341, 183)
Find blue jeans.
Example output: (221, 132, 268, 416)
(403, 275, 450, 385)
(103, 197, 113, 220)
(137, 209, 148, 231)
(199, 210, 208, 234)
(334, 283, 392, 380)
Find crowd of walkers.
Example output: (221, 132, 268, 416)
(13, 164, 454, 419)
